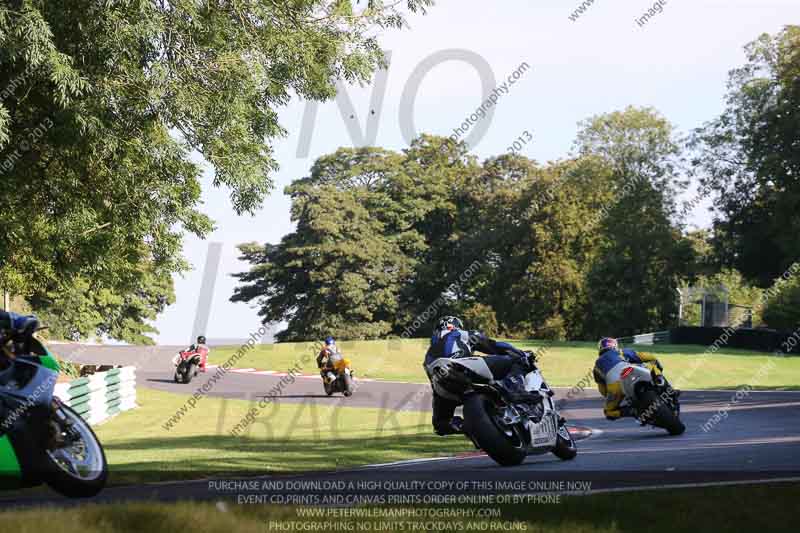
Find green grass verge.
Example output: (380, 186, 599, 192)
(209, 339, 800, 390)
(90, 387, 472, 485)
(1, 483, 798, 532)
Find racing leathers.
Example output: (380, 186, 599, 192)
(317, 346, 338, 383)
(424, 329, 532, 436)
(593, 348, 661, 419)
(0, 310, 39, 358)
(184, 343, 209, 372)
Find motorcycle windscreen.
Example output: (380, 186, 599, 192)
(29, 338, 60, 372)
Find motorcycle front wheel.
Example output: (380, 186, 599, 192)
(552, 423, 577, 460)
(44, 403, 108, 498)
(463, 394, 527, 467)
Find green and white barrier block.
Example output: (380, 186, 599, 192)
(53, 366, 138, 426)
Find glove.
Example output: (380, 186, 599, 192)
(655, 360, 663, 371)
(510, 348, 534, 369)
(512, 348, 528, 359)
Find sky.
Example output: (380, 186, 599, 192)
(152, 0, 800, 345)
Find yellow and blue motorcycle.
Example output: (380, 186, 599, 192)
(0, 327, 107, 497)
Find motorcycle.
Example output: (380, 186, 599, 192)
(172, 348, 203, 384)
(427, 351, 577, 467)
(0, 328, 108, 497)
(321, 351, 354, 397)
(612, 361, 685, 435)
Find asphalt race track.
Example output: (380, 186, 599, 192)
(3, 345, 798, 505)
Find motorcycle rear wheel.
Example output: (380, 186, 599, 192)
(638, 390, 685, 435)
(183, 362, 196, 384)
(463, 394, 527, 467)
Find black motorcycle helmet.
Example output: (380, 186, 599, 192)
(433, 316, 464, 340)
(197, 335, 207, 345)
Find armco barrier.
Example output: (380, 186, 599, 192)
(53, 366, 137, 426)
(618, 331, 671, 346)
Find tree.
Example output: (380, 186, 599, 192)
(763, 274, 800, 330)
(0, 0, 430, 340)
(394, 135, 481, 329)
(679, 268, 763, 327)
(29, 263, 174, 344)
(232, 138, 485, 340)
(691, 26, 800, 287)
(576, 107, 694, 337)
(458, 155, 606, 338)
(232, 147, 417, 340)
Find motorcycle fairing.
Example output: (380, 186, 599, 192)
(427, 357, 493, 401)
(0, 435, 21, 480)
(527, 412, 558, 448)
(0, 356, 58, 487)
(619, 365, 654, 399)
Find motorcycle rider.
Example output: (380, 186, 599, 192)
(424, 316, 537, 436)
(593, 337, 664, 420)
(317, 336, 339, 383)
(0, 310, 39, 359)
(183, 335, 209, 372)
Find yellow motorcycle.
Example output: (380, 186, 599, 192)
(321, 351, 354, 397)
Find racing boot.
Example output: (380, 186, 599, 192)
(434, 416, 464, 436)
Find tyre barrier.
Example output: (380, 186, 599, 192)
(53, 366, 137, 426)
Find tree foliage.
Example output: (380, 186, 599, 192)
(573, 107, 693, 338)
(235, 110, 694, 341)
(679, 268, 763, 328)
(763, 274, 800, 330)
(692, 25, 800, 287)
(0, 0, 430, 341)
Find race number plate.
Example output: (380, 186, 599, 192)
(531, 415, 556, 444)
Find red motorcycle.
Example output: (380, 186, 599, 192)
(172, 347, 206, 384)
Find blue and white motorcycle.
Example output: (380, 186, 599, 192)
(427, 351, 577, 466)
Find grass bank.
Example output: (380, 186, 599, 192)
(209, 339, 800, 389)
(90, 387, 471, 485)
(1, 483, 797, 532)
